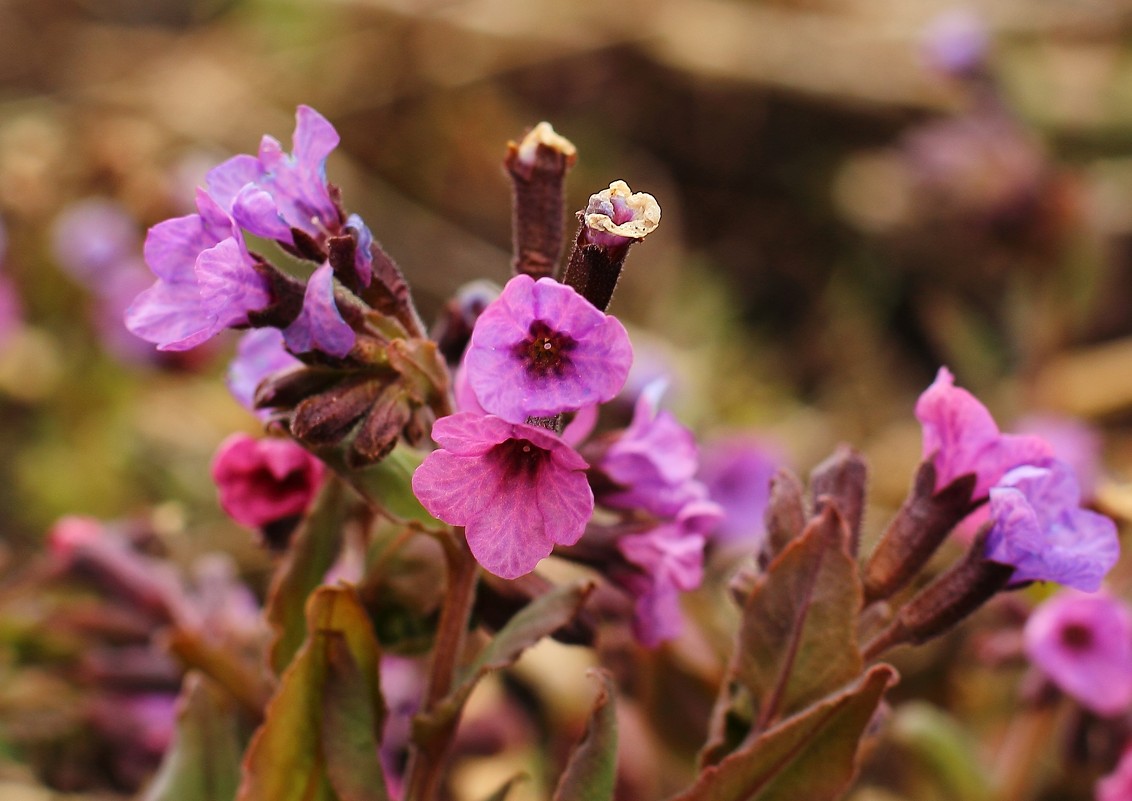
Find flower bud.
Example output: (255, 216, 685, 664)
(504, 122, 577, 280)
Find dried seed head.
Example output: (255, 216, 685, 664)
(583, 180, 661, 246)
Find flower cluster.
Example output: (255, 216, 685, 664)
(125, 106, 360, 356)
(916, 367, 1118, 590)
(412, 176, 716, 644)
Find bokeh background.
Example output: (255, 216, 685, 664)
(5, 0, 1132, 798)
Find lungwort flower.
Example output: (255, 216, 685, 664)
(1024, 591, 1132, 715)
(985, 459, 1119, 591)
(616, 500, 720, 647)
(411, 412, 593, 579)
(463, 274, 632, 423)
(597, 380, 709, 518)
(125, 189, 271, 351)
(211, 433, 325, 530)
(915, 366, 1053, 498)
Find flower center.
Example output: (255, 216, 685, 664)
(1060, 622, 1094, 652)
(489, 437, 548, 480)
(515, 320, 576, 377)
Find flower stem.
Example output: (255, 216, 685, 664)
(403, 529, 479, 801)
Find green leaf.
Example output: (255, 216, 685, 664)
(265, 476, 353, 675)
(415, 580, 594, 744)
(671, 664, 898, 801)
(142, 673, 241, 801)
(321, 631, 390, 801)
(552, 669, 618, 801)
(740, 505, 863, 723)
(350, 447, 439, 527)
(238, 586, 387, 801)
(703, 506, 863, 765)
(890, 702, 992, 801)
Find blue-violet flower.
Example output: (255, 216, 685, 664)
(985, 459, 1119, 591)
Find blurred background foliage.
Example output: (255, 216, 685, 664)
(5, 0, 1132, 797)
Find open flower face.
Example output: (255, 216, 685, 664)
(1025, 591, 1132, 715)
(411, 412, 593, 579)
(463, 274, 632, 423)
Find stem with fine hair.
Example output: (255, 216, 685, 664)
(403, 529, 479, 801)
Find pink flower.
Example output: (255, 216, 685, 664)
(211, 434, 325, 528)
(411, 412, 593, 579)
(616, 501, 719, 647)
(1024, 591, 1132, 715)
(598, 381, 708, 517)
(464, 274, 632, 423)
(915, 367, 1053, 498)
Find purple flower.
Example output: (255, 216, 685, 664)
(227, 328, 303, 418)
(1098, 748, 1132, 801)
(345, 213, 374, 287)
(1017, 413, 1102, 501)
(1024, 591, 1132, 716)
(915, 367, 1053, 498)
(921, 9, 989, 77)
(616, 501, 719, 647)
(411, 412, 593, 579)
(125, 189, 271, 351)
(699, 436, 784, 548)
(463, 274, 632, 423)
(598, 381, 708, 517)
(986, 459, 1119, 591)
(51, 198, 140, 288)
(211, 434, 325, 529)
(207, 105, 341, 244)
(281, 263, 356, 358)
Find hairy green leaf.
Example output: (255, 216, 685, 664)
(552, 669, 618, 801)
(738, 505, 863, 724)
(238, 586, 387, 801)
(142, 673, 241, 801)
(673, 664, 898, 801)
(265, 476, 353, 675)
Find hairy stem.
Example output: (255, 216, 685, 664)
(403, 530, 479, 801)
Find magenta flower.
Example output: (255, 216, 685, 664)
(207, 105, 341, 244)
(227, 328, 303, 418)
(617, 501, 719, 647)
(986, 459, 1119, 591)
(463, 274, 632, 423)
(125, 189, 271, 351)
(411, 412, 594, 579)
(1024, 591, 1132, 716)
(1099, 748, 1132, 801)
(598, 381, 708, 517)
(281, 263, 356, 358)
(699, 436, 784, 548)
(210, 434, 325, 529)
(915, 367, 1053, 498)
